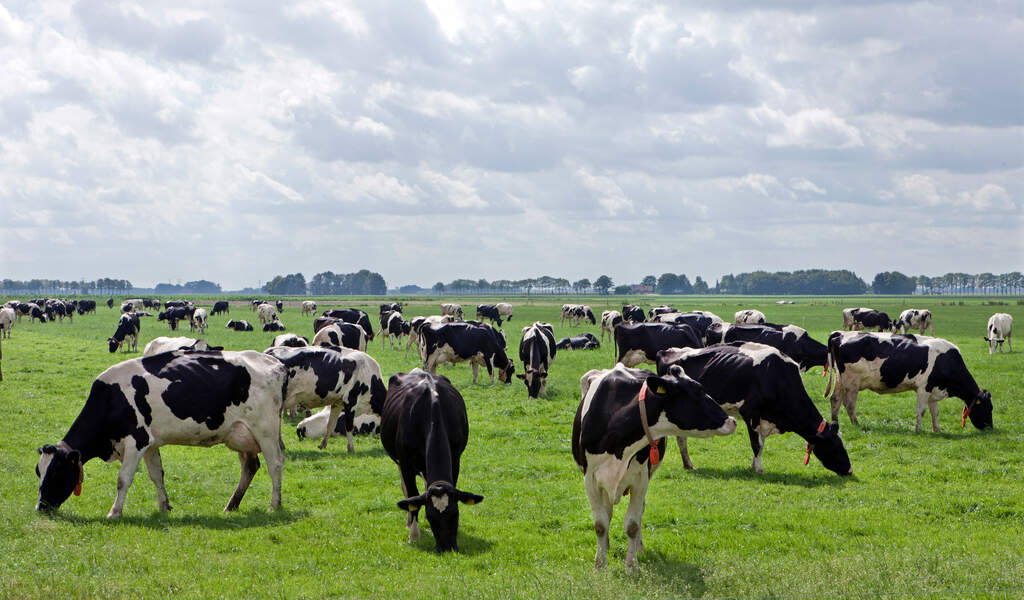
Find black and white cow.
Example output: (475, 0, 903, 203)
(120, 302, 134, 314)
(250, 299, 264, 311)
(648, 305, 677, 318)
(264, 346, 386, 451)
(76, 299, 97, 315)
(613, 322, 702, 368)
(0, 306, 14, 339)
(566, 305, 596, 326)
(107, 313, 140, 353)
(825, 331, 994, 432)
(495, 302, 513, 322)
(322, 309, 374, 340)
(301, 300, 317, 316)
(35, 350, 288, 516)
(556, 333, 600, 350)
(212, 301, 230, 315)
(311, 322, 367, 352)
(706, 322, 828, 372)
(600, 310, 623, 342)
(276, 300, 284, 312)
(190, 308, 208, 334)
(380, 302, 402, 315)
(106, 297, 114, 309)
(225, 320, 254, 331)
(420, 322, 514, 384)
(440, 303, 464, 320)
(158, 306, 194, 331)
(475, 304, 503, 326)
(842, 307, 894, 332)
(381, 311, 411, 350)
(622, 305, 646, 323)
(296, 406, 380, 440)
(262, 321, 287, 332)
(895, 309, 933, 335)
(517, 322, 556, 398)
(380, 369, 484, 553)
(164, 300, 190, 309)
(985, 313, 1013, 354)
(572, 364, 736, 571)
(27, 303, 48, 323)
(272, 333, 309, 348)
(142, 336, 220, 356)
(257, 303, 279, 327)
(46, 300, 72, 324)
(405, 315, 455, 359)
(652, 312, 715, 342)
(734, 309, 766, 325)
(657, 343, 852, 475)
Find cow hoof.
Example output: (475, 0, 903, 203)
(317, 440, 328, 450)
(106, 510, 122, 519)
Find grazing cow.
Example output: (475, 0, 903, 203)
(406, 315, 455, 359)
(843, 307, 893, 332)
(440, 303, 464, 320)
(380, 302, 402, 315)
(556, 334, 600, 350)
(158, 307, 193, 331)
(984, 313, 1013, 354)
(322, 309, 374, 340)
(27, 303, 48, 323)
(276, 300, 284, 312)
(517, 323, 556, 398)
(106, 297, 114, 309)
(560, 304, 579, 326)
(212, 301, 230, 316)
(381, 311, 411, 350)
(572, 364, 737, 571)
(190, 308, 208, 334)
(301, 301, 316, 316)
(311, 322, 367, 352)
(475, 304, 503, 326)
(613, 322, 702, 368)
(600, 310, 623, 342)
(107, 313, 140, 353)
(895, 309, 933, 335)
(622, 305, 646, 323)
(653, 312, 715, 342)
(706, 322, 827, 372)
(225, 320, 254, 331)
(657, 343, 852, 475)
(46, 300, 73, 324)
(0, 306, 14, 339)
(142, 336, 218, 356)
(565, 305, 596, 326)
(825, 331, 994, 432)
(264, 346, 386, 451)
(648, 305, 677, 318)
(120, 302, 134, 314)
(495, 302, 514, 322)
(76, 300, 97, 315)
(420, 322, 515, 384)
(164, 300, 190, 309)
(35, 350, 288, 517)
(141, 298, 160, 309)
(257, 303, 279, 327)
(262, 321, 287, 332)
(272, 333, 309, 348)
(296, 406, 380, 440)
(734, 309, 766, 325)
(380, 369, 483, 553)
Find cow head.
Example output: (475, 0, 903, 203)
(497, 357, 515, 384)
(964, 390, 994, 429)
(648, 366, 737, 437)
(107, 337, 121, 353)
(397, 480, 483, 553)
(36, 444, 83, 512)
(808, 422, 853, 475)
(586, 309, 596, 325)
(516, 367, 548, 398)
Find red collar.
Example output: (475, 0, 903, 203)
(638, 381, 661, 466)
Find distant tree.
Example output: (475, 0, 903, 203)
(641, 275, 657, 288)
(399, 284, 426, 293)
(432, 281, 445, 294)
(593, 275, 613, 295)
(871, 271, 916, 295)
(613, 285, 632, 295)
(183, 279, 222, 294)
(573, 278, 591, 293)
(154, 283, 184, 294)
(265, 273, 307, 295)
(693, 276, 708, 294)
(656, 273, 679, 294)
(676, 274, 693, 294)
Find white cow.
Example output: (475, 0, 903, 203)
(495, 302, 514, 322)
(985, 313, 1013, 354)
(440, 303, 464, 320)
(257, 303, 278, 327)
(190, 308, 208, 334)
(734, 309, 766, 325)
(301, 301, 317, 316)
(0, 306, 14, 339)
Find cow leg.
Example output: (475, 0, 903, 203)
(623, 475, 649, 573)
(676, 436, 694, 469)
(842, 390, 859, 426)
(829, 390, 842, 423)
(225, 452, 260, 511)
(143, 446, 172, 512)
(585, 482, 613, 570)
(107, 448, 145, 519)
(928, 397, 941, 433)
(746, 420, 765, 474)
(319, 404, 344, 451)
(400, 470, 421, 543)
(471, 362, 479, 384)
(914, 390, 930, 432)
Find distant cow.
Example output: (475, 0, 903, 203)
(572, 364, 736, 571)
(563, 304, 595, 326)
(0, 306, 14, 339)
(301, 301, 317, 316)
(657, 343, 851, 475)
(296, 406, 380, 440)
(843, 307, 893, 332)
(648, 305, 677, 318)
(106, 297, 114, 309)
(272, 333, 309, 348)
(984, 313, 1013, 354)
(622, 305, 646, 323)
(262, 321, 286, 332)
(734, 309, 766, 325)
(895, 309, 933, 335)
(321, 309, 374, 340)
(440, 303, 464, 320)
(381, 311, 411, 350)
(380, 302, 402, 315)
(556, 333, 600, 350)
(276, 300, 284, 312)
(225, 320, 254, 332)
(705, 322, 827, 372)
(35, 350, 288, 517)
(76, 300, 97, 315)
(380, 369, 484, 552)
(143, 336, 218, 356)
(613, 322, 702, 368)
(311, 322, 367, 352)
(190, 308, 208, 334)
(212, 301, 230, 315)
(27, 303, 48, 323)
(257, 303, 278, 327)
(406, 315, 454, 359)
(420, 322, 514, 384)
(475, 304, 503, 326)
(158, 307, 193, 331)
(825, 331, 994, 432)
(653, 312, 715, 342)
(599, 310, 623, 342)
(495, 302, 514, 322)
(164, 300, 190, 309)
(107, 313, 140, 353)
(518, 322, 556, 398)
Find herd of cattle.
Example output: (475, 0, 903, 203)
(1, 297, 1014, 568)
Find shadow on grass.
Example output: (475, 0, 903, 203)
(285, 445, 387, 461)
(686, 465, 853, 488)
(404, 527, 496, 557)
(638, 549, 706, 597)
(852, 421, 1002, 439)
(50, 506, 309, 530)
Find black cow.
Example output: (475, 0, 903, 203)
(825, 331, 993, 432)
(653, 312, 714, 341)
(420, 322, 514, 384)
(107, 313, 140, 353)
(572, 364, 736, 571)
(475, 304, 503, 326)
(706, 322, 827, 372)
(517, 322, 556, 398)
(225, 320, 254, 331)
(622, 305, 646, 323)
(142, 298, 160, 309)
(158, 306, 193, 331)
(76, 300, 97, 315)
(322, 309, 374, 340)
(657, 343, 852, 475)
(380, 369, 483, 553)
(35, 350, 288, 516)
(556, 333, 600, 350)
(262, 321, 287, 332)
(613, 322, 702, 367)
(106, 297, 114, 309)
(212, 301, 230, 315)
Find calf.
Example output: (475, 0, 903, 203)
(311, 322, 367, 352)
(264, 346, 386, 451)
(706, 322, 827, 372)
(107, 313, 140, 353)
(225, 320, 254, 331)
(657, 343, 851, 475)
(734, 309, 766, 325)
(495, 302, 514, 322)
(599, 310, 623, 342)
(211, 301, 230, 315)
(440, 303, 464, 320)
(142, 336, 219, 356)
(475, 304, 503, 326)
(257, 303, 279, 326)
(825, 331, 994, 432)
(380, 369, 484, 552)
(272, 333, 309, 348)
(895, 309, 933, 335)
(572, 364, 736, 571)
(0, 306, 14, 339)
(613, 322, 702, 368)
(420, 322, 514, 384)
(35, 350, 287, 517)
(322, 309, 374, 340)
(296, 406, 380, 440)
(381, 311, 411, 350)
(556, 333, 600, 350)
(517, 322, 556, 398)
(622, 305, 646, 323)
(190, 308, 208, 334)
(985, 313, 1013, 354)
(262, 321, 287, 332)
(301, 300, 316, 316)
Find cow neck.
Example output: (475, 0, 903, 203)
(424, 395, 455, 485)
(636, 381, 661, 466)
(529, 337, 544, 370)
(61, 391, 115, 464)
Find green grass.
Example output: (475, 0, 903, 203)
(1, 296, 1022, 599)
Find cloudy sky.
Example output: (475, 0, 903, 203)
(1, 1, 1021, 290)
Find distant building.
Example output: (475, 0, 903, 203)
(631, 284, 654, 293)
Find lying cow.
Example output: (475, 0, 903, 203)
(572, 364, 736, 571)
(657, 343, 852, 475)
(311, 322, 367, 352)
(518, 322, 556, 398)
(734, 309, 766, 325)
(556, 333, 600, 350)
(380, 369, 484, 552)
(225, 320, 254, 331)
(142, 336, 219, 356)
(613, 322, 702, 368)
(825, 331, 994, 432)
(420, 322, 514, 384)
(706, 322, 827, 372)
(35, 350, 288, 517)
(985, 313, 1013, 354)
(263, 321, 287, 332)
(107, 313, 140, 353)
(895, 309, 933, 335)
(297, 406, 380, 440)
(272, 333, 309, 348)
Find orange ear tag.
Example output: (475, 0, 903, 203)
(649, 444, 661, 466)
(73, 482, 82, 496)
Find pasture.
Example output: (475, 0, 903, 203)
(1, 296, 1021, 599)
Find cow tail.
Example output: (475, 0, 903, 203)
(823, 344, 836, 399)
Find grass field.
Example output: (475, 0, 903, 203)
(1, 296, 1021, 599)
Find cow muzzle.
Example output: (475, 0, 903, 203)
(718, 417, 738, 435)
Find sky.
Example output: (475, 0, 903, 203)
(1, 1, 1021, 290)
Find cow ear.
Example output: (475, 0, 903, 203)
(643, 375, 670, 396)
(67, 450, 81, 464)
(397, 494, 427, 512)
(456, 491, 484, 505)
(38, 445, 56, 455)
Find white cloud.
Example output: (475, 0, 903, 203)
(576, 168, 635, 216)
